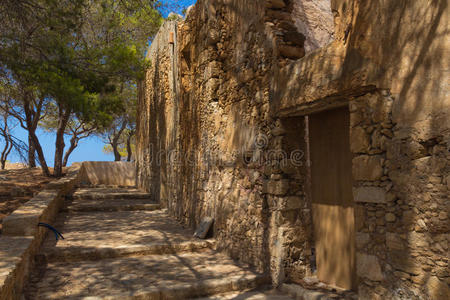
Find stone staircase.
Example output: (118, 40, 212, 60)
(23, 186, 292, 299)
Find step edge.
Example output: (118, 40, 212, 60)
(43, 240, 218, 262)
(81, 273, 270, 300)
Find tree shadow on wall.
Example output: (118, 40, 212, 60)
(346, 0, 448, 298)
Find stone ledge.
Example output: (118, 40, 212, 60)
(2, 190, 60, 236)
(0, 168, 79, 300)
(2, 172, 79, 236)
(0, 237, 33, 300)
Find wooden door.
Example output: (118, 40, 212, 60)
(309, 106, 356, 290)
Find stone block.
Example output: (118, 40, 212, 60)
(263, 180, 290, 196)
(354, 205, 366, 231)
(203, 61, 220, 80)
(280, 159, 299, 174)
(353, 187, 386, 203)
(356, 253, 384, 281)
(426, 276, 450, 300)
(386, 232, 405, 250)
(207, 28, 220, 45)
(352, 155, 384, 181)
(385, 213, 396, 222)
(390, 250, 421, 275)
(350, 127, 370, 153)
(407, 232, 429, 248)
(281, 196, 302, 210)
(356, 232, 370, 250)
(205, 78, 219, 100)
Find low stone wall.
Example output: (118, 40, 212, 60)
(77, 161, 136, 187)
(0, 166, 80, 300)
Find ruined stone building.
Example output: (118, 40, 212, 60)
(136, 0, 449, 299)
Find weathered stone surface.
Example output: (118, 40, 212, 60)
(426, 276, 450, 300)
(136, 0, 449, 298)
(350, 127, 370, 153)
(386, 233, 405, 250)
(291, 0, 334, 52)
(194, 217, 214, 239)
(356, 232, 370, 250)
(0, 237, 33, 299)
(356, 253, 384, 281)
(352, 155, 384, 181)
(264, 180, 290, 196)
(28, 250, 270, 299)
(390, 250, 422, 275)
(385, 213, 396, 222)
(281, 196, 302, 210)
(353, 187, 386, 203)
(2, 190, 60, 236)
(0, 169, 79, 299)
(78, 161, 136, 186)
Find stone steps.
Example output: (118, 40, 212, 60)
(281, 283, 358, 300)
(41, 239, 216, 263)
(193, 288, 293, 299)
(23, 186, 277, 299)
(26, 251, 270, 299)
(72, 187, 151, 200)
(62, 200, 160, 212)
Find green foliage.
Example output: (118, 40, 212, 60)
(1, 0, 162, 121)
(0, 0, 165, 172)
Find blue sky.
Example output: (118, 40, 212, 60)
(160, 0, 197, 17)
(5, 0, 197, 166)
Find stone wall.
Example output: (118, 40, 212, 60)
(137, 0, 449, 299)
(77, 161, 136, 187)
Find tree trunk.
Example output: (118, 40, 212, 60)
(0, 135, 12, 170)
(112, 140, 121, 161)
(1, 116, 9, 169)
(4, 136, 13, 169)
(63, 136, 78, 167)
(23, 97, 50, 176)
(126, 133, 132, 162)
(53, 106, 71, 177)
(112, 119, 127, 162)
(30, 131, 50, 176)
(28, 134, 36, 168)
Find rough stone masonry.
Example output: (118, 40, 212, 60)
(136, 0, 449, 299)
